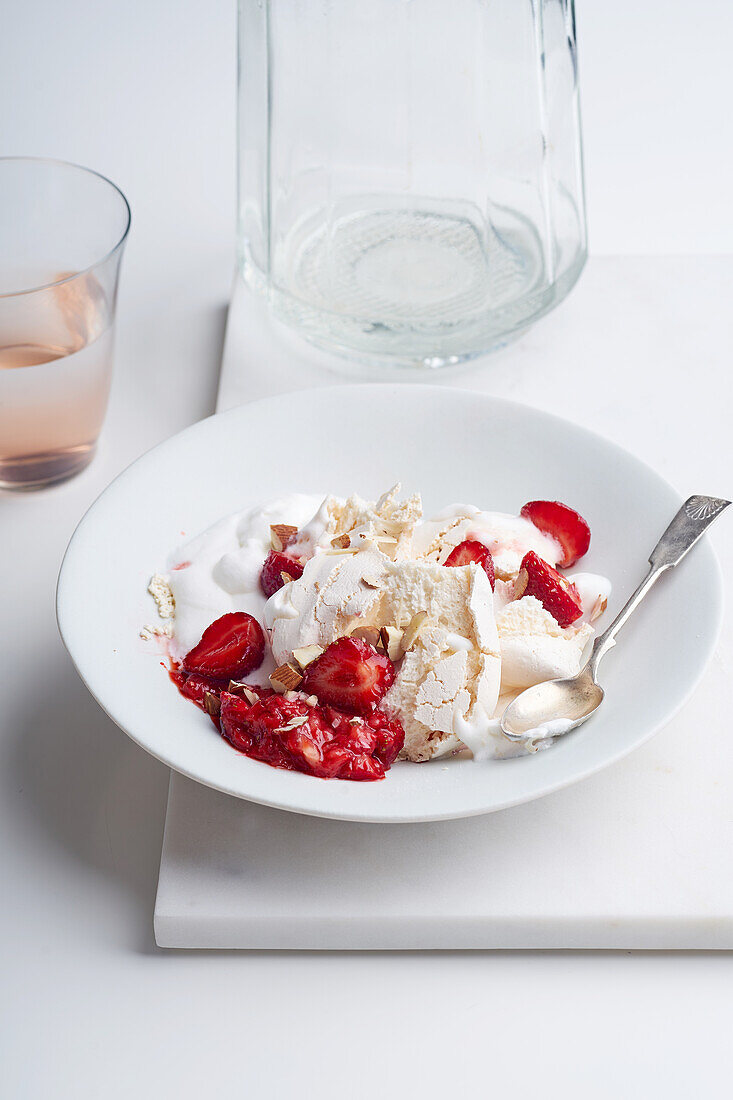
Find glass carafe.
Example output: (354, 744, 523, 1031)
(238, 0, 586, 368)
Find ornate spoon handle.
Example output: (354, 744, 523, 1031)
(590, 495, 730, 675)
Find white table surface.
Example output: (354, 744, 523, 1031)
(3, 1, 733, 1096)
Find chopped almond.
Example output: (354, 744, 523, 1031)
(269, 663, 303, 693)
(292, 644, 324, 669)
(349, 625, 382, 648)
(228, 681, 260, 705)
(204, 691, 221, 718)
(380, 625, 405, 662)
(401, 611, 427, 653)
(279, 715, 310, 731)
(270, 523, 299, 552)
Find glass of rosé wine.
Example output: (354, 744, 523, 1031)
(0, 157, 130, 490)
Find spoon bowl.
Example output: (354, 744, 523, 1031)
(501, 665, 604, 742)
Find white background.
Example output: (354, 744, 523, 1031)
(1, 2, 732, 1097)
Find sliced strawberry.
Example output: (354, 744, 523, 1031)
(444, 539, 495, 589)
(301, 636, 396, 715)
(182, 611, 265, 679)
(519, 551, 583, 627)
(520, 500, 590, 568)
(259, 549, 305, 598)
(219, 692, 404, 781)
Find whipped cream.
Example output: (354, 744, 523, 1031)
(164, 493, 323, 684)
(150, 485, 611, 762)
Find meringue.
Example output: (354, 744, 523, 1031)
(149, 484, 611, 763)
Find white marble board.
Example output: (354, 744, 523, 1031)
(154, 257, 733, 949)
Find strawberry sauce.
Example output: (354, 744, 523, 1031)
(170, 619, 404, 782)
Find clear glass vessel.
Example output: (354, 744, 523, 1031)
(238, 0, 586, 369)
(0, 158, 130, 489)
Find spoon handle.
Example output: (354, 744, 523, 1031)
(590, 495, 730, 674)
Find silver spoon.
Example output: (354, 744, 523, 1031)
(501, 494, 730, 745)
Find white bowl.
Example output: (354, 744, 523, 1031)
(57, 385, 723, 822)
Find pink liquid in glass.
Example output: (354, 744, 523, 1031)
(0, 272, 114, 489)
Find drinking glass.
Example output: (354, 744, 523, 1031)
(238, 0, 587, 368)
(0, 157, 130, 490)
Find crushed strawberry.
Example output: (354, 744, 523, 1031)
(444, 539, 495, 589)
(169, 665, 226, 710)
(301, 636, 396, 715)
(520, 500, 591, 568)
(259, 549, 305, 598)
(170, 667, 273, 721)
(519, 551, 583, 627)
(182, 611, 265, 679)
(227, 682, 275, 703)
(219, 692, 404, 781)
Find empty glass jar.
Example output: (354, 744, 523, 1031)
(238, 0, 587, 368)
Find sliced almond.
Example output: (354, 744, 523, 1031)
(269, 663, 303, 693)
(349, 625, 382, 648)
(292, 643, 324, 670)
(228, 681, 260, 705)
(330, 533, 351, 549)
(590, 596, 608, 623)
(513, 568, 529, 600)
(360, 576, 381, 590)
(305, 695, 318, 707)
(380, 625, 405, 662)
(279, 715, 310, 731)
(204, 691, 221, 718)
(400, 611, 427, 654)
(270, 523, 298, 552)
(280, 571, 294, 586)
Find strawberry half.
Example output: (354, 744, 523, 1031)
(260, 549, 305, 598)
(520, 500, 590, 568)
(182, 611, 266, 679)
(444, 539, 495, 589)
(518, 551, 583, 628)
(301, 636, 396, 715)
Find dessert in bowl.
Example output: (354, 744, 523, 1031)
(146, 485, 610, 781)
(56, 385, 723, 821)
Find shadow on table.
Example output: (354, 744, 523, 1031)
(10, 649, 169, 952)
